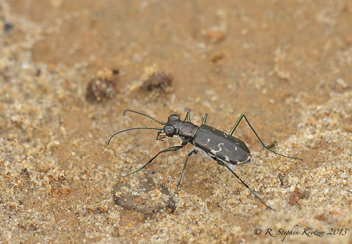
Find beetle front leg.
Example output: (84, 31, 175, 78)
(124, 145, 184, 177)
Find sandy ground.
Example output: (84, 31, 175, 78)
(1, 0, 352, 243)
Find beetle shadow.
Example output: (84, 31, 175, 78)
(112, 174, 170, 216)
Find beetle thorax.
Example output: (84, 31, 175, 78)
(162, 115, 198, 141)
(177, 121, 199, 138)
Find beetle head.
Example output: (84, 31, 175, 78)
(157, 114, 180, 140)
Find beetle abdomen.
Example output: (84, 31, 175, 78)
(193, 125, 251, 165)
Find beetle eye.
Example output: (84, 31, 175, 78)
(164, 125, 176, 136)
(168, 114, 180, 121)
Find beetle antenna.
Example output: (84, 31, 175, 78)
(124, 110, 166, 125)
(107, 127, 163, 145)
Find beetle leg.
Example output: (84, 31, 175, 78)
(167, 149, 197, 207)
(202, 113, 208, 125)
(216, 160, 236, 177)
(216, 160, 225, 166)
(184, 111, 191, 122)
(229, 114, 302, 161)
(222, 161, 275, 211)
(124, 145, 184, 177)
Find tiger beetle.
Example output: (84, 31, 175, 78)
(107, 110, 303, 211)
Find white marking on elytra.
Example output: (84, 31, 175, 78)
(210, 142, 224, 155)
(238, 155, 251, 164)
(205, 138, 210, 145)
(194, 145, 251, 173)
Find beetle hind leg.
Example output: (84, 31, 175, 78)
(222, 162, 275, 210)
(216, 160, 235, 177)
(215, 159, 236, 177)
